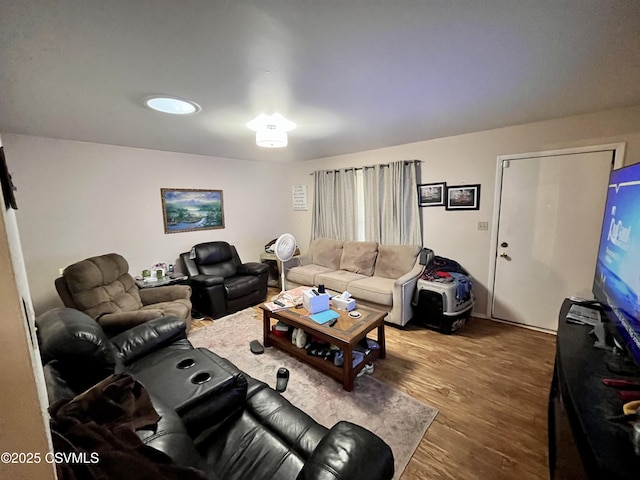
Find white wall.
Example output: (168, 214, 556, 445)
(284, 105, 640, 317)
(5, 105, 640, 318)
(3, 135, 291, 314)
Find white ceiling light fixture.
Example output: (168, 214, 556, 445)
(256, 126, 288, 148)
(144, 95, 201, 115)
(247, 113, 296, 148)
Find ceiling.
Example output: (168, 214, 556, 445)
(1, 1, 640, 163)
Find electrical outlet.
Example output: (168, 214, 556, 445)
(58, 267, 65, 275)
(477, 221, 489, 231)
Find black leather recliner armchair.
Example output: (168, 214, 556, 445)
(180, 241, 269, 319)
(36, 308, 395, 480)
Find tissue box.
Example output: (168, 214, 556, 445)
(331, 297, 356, 311)
(302, 291, 330, 314)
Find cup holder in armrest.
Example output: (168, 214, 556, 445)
(191, 372, 211, 385)
(177, 358, 196, 369)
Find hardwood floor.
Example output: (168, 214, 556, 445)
(203, 288, 557, 480)
(378, 315, 556, 480)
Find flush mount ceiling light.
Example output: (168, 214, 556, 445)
(143, 95, 201, 115)
(256, 126, 288, 148)
(247, 113, 296, 148)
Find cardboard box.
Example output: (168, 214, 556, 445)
(302, 290, 330, 314)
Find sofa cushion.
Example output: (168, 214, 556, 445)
(199, 411, 306, 479)
(224, 275, 262, 300)
(287, 264, 335, 287)
(339, 241, 378, 276)
(315, 270, 368, 293)
(373, 245, 421, 279)
(139, 299, 192, 322)
(63, 253, 143, 318)
(310, 238, 344, 270)
(196, 376, 327, 480)
(347, 277, 394, 306)
(245, 380, 328, 458)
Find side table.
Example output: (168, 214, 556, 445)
(135, 274, 188, 289)
(260, 252, 280, 288)
(135, 274, 204, 319)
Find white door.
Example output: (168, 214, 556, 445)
(491, 149, 616, 331)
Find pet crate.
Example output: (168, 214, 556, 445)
(412, 278, 473, 334)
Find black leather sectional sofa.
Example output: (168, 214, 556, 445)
(37, 308, 395, 480)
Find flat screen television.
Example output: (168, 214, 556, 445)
(593, 161, 640, 367)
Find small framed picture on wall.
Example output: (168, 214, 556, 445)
(418, 182, 447, 207)
(446, 184, 481, 210)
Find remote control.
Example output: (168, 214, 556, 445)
(274, 300, 285, 307)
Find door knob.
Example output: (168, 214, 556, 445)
(500, 252, 509, 258)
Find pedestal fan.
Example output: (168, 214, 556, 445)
(274, 233, 297, 293)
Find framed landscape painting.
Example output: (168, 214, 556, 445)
(418, 182, 447, 207)
(446, 184, 481, 210)
(161, 188, 225, 234)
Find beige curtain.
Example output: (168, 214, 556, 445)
(312, 161, 421, 245)
(311, 169, 358, 241)
(363, 160, 422, 245)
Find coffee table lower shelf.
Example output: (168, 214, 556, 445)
(266, 332, 381, 390)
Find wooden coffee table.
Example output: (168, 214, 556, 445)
(260, 304, 386, 391)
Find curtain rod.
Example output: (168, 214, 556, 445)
(308, 159, 422, 175)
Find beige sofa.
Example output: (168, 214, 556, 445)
(285, 238, 423, 326)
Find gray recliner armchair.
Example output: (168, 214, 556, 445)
(55, 253, 192, 336)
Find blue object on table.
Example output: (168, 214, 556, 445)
(310, 309, 340, 324)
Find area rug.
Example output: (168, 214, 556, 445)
(188, 308, 438, 479)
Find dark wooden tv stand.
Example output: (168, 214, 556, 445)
(548, 299, 640, 479)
